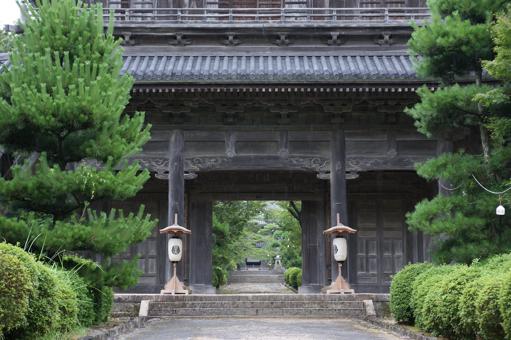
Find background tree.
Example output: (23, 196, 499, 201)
(0, 0, 156, 320)
(406, 0, 511, 263)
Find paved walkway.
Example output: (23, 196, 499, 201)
(218, 282, 293, 294)
(121, 318, 403, 340)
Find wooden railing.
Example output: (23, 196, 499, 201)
(102, 7, 430, 23)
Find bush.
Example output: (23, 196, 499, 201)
(0, 252, 33, 337)
(460, 272, 488, 337)
(212, 266, 227, 288)
(62, 255, 112, 325)
(420, 265, 479, 338)
(390, 262, 432, 324)
(0, 243, 96, 337)
(66, 271, 95, 327)
(475, 274, 505, 340)
(284, 267, 302, 289)
(411, 265, 452, 330)
(52, 268, 81, 333)
(499, 271, 511, 340)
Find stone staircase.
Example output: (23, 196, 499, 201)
(112, 293, 388, 319)
(228, 270, 284, 284)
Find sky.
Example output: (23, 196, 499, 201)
(0, 0, 21, 26)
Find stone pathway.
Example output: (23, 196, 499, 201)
(218, 282, 293, 294)
(219, 270, 294, 294)
(121, 318, 404, 340)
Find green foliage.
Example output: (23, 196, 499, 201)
(409, 14, 492, 81)
(0, 0, 157, 325)
(421, 266, 479, 338)
(389, 263, 432, 324)
(411, 265, 452, 329)
(406, 0, 511, 264)
(475, 274, 505, 340)
(407, 149, 511, 263)
(0, 29, 14, 52)
(392, 253, 511, 339)
(405, 85, 492, 138)
(499, 271, 511, 339)
(212, 266, 228, 288)
(0, 252, 33, 337)
(51, 267, 80, 334)
(61, 254, 113, 325)
(65, 271, 95, 327)
(284, 267, 301, 289)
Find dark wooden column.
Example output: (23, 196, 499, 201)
(299, 200, 326, 293)
(189, 199, 216, 294)
(167, 130, 185, 281)
(330, 129, 348, 282)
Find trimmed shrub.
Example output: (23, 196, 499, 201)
(499, 271, 511, 340)
(296, 270, 302, 288)
(213, 266, 228, 288)
(411, 265, 452, 330)
(66, 270, 95, 327)
(475, 274, 505, 340)
(62, 255, 113, 325)
(287, 267, 301, 289)
(284, 267, 299, 286)
(460, 272, 488, 337)
(419, 265, 480, 338)
(52, 268, 80, 333)
(0, 252, 33, 337)
(390, 262, 432, 324)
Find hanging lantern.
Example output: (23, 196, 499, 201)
(168, 237, 183, 262)
(497, 204, 506, 216)
(333, 237, 347, 262)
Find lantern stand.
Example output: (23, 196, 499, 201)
(159, 213, 191, 295)
(323, 213, 357, 294)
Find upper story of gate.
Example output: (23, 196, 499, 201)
(91, 0, 430, 46)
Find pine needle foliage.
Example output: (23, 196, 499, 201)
(406, 0, 511, 263)
(0, 0, 156, 291)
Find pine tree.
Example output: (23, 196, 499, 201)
(406, 0, 511, 263)
(0, 0, 156, 296)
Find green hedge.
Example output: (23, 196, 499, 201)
(390, 262, 432, 324)
(0, 243, 99, 338)
(0, 252, 33, 337)
(213, 266, 228, 288)
(391, 254, 511, 339)
(284, 267, 302, 289)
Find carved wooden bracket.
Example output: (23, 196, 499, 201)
(170, 33, 191, 46)
(223, 33, 241, 46)
(327, 32, 345, 46)
(275, 33, 290, 46)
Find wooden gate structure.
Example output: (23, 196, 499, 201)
(72, 1, 443, 293)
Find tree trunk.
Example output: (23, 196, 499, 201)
(475, 69, 491, 164)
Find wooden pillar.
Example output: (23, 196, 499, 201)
(167, 130, 185, 281)
(189, 199, 216, 294)
(330, 129, 348, 282)
(299, 200, 326, 293)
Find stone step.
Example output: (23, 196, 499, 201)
(147, 307, 366, 318)
(115, 293, 376, 303)
(147, 300, 363, 309)
(228, 274, 284, 283)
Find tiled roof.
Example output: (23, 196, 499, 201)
(122, 53, 417, 83)
(0, 52, 419, 83)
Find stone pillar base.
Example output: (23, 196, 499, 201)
(190, 284, 216, 294)
(298, 284, 322, 294)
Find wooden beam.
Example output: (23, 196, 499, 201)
(330, 129, 349, 283)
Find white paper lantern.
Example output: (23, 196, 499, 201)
(333, 237, 348, 262)
(168, 238, 183, 262)
(497, 205, 506, 216)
